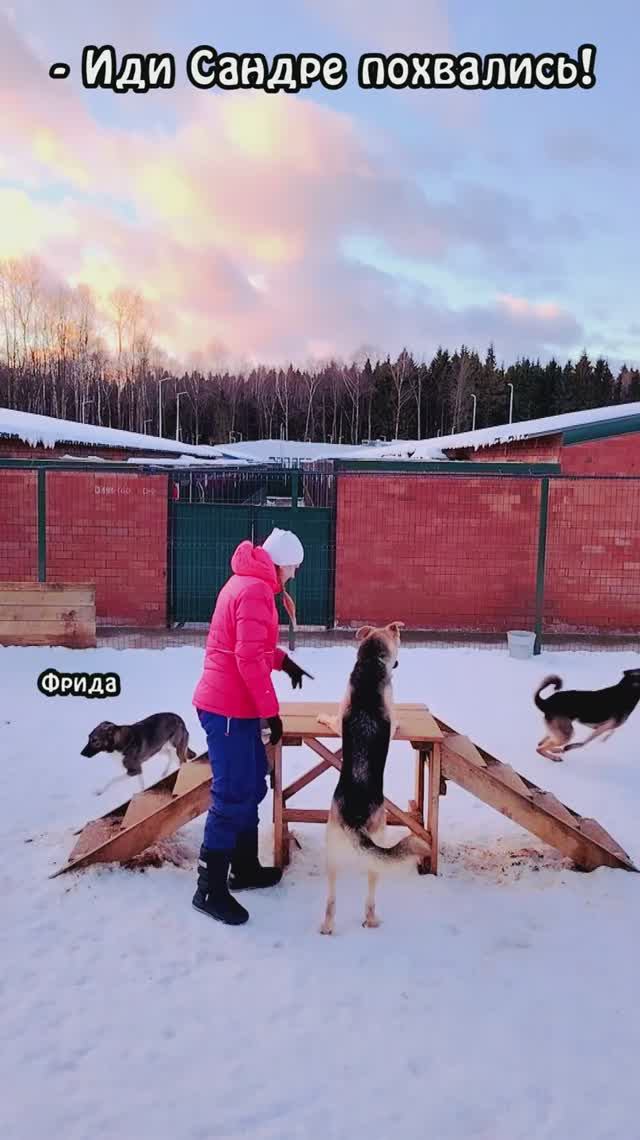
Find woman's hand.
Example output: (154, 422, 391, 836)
(281, 655, 314, 690)
(267, 715, 283, 746)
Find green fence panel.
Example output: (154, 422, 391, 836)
(253, 506, 333, 627)
(170, 502, 333, 627)
(171, 504, 252, 623)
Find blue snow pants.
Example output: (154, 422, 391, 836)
(197, 710, 269, 851)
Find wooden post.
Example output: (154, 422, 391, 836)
(272, 741, 285, 867)
(415, 747, 429, 873)
(414, 748, 426, 822)
(427, 741, 442, 875)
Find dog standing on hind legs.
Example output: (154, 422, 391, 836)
(316, 621, 429, 935)
(534, 669, 640, 760)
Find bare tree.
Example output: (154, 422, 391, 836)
(450, 348, 473, 433)
(390, 349, 414, 440)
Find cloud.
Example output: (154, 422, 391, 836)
(0, 10, 587, 367)
(303, 0, 450, 54)
(544, 129, 631, 169)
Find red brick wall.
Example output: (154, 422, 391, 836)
(445, 434, 562, 465)
(544, 479, 640, 633)
(0, 471, 37, 580)
(335, 471, 640, 635)
(335, 474, 540, 631)
(562, 434, 640, 475)
(46, 472, 168, 626)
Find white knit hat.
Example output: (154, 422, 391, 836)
(262, 527, 304, 567)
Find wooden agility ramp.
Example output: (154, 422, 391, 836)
(434, 717, 637, 873)
(51, 754, 213, 877)
(53, 717, 637, 877)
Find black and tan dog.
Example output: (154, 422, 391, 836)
(534, 669, 640, 760)
(81, 712, 196, 796)
(316, 622, 429, 935)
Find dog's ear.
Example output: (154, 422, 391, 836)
(355, 626, 373, 642)
(387, 621, 405, 635)
(98, 721, 118, 744)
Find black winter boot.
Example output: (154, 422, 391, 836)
(228, 828, 283, 890)
(192, 845, 249, 925)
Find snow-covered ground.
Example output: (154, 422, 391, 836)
(2, 643, 640, 1140)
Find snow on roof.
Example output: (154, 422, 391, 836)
(124, 455, 251, 467)
(213, 438, 388, 462)
(0, 408, 226, 459)
(370, 402, 640, 460)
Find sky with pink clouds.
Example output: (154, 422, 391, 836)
(0, 0, 638, 369)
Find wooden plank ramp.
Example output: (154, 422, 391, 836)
(51, 755, 212, 877)
(435, 717, 637, 873)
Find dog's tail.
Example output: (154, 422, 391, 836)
(355, 830, 429, 869)
(534, 675, 562, 711)
(187, 747, 196, 760)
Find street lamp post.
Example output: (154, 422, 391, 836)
(507, 382, 514, 424)
(158, 375, 170, 438)
(175, 390, 188, 442)
(471, 392, 477, 431)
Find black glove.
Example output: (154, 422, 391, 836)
(281, 655, 314, 690)
(267, 715, 283, 746)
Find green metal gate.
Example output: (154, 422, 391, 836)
(170, 500, 333, 627)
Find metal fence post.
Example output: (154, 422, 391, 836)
(534, 477, 550, 655)
(166, 475, 174, 629)
(37, 468, 47, 582)
(288, 471, 299, 652)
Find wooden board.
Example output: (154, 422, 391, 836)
(530, 790, 578, 828)
(443, 734, 486, 768)
(122, 789, 174, 829)
(578, 818, 633, 861)
(282, 808, 427, 829)
(281, 701, 443, 743)
(0, 583, 95, 603)
(0, 582, 96, 648)
(486, 762, 532, 797)
(53, 753, 212, 876)
(172, 759, 211, 798)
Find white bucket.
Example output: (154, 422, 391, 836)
(507, 630, 536, 659)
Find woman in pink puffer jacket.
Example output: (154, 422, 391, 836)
(191, 528, 312, 926)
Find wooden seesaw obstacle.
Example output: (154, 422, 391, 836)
(51, 703, 637, 878)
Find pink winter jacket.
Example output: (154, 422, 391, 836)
(192, 540, 286, 719)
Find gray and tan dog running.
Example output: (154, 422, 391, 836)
(316, 622, 429, 935)
(81, 712, 196, 796)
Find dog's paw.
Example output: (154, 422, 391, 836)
(362, 916, 381, 929)
(319, 924, 334, 936)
